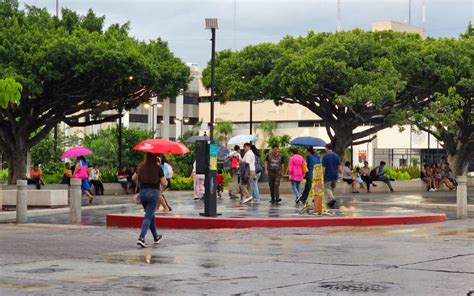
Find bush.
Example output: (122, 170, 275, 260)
(385, 166, 420, 180)
(43, 171, 63, 184)
(170, 175, 193, 191)
(1, 168, 8, 184)
(100, 167, 118, 183)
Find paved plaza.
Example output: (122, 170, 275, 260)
(0, 219, 473, 295)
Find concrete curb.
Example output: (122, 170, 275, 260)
(106, 213, 447, 229)
(351, 201, 474, 212)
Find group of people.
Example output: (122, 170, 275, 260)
(420, 162, 457, 191)
(342, 160, 395, 193)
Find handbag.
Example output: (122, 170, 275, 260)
(73, 166, 88, 179)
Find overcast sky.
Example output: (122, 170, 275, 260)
(23, 0, 474, 69)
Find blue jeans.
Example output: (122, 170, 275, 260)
(300, 172, 313, 202)
(252, 172, 262, 203)
(139, 188, 160, 240)
(291, 180, 301, 198)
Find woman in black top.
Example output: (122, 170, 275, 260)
(133, 153, 167, 248)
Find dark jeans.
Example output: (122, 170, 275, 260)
(90, 180, 104, 195)
(300, 172, 313, 203)
(361, 175, 374, 192)
(139, 188, 160, 241)
(268, 170, 281, 200)
(375, 175, 394, 191)
(27, 178, 41, 189)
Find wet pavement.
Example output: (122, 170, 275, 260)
(0, 220, 473, 295)
(1, 189, 472, 226)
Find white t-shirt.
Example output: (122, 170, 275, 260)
(243, 150, 256, 171)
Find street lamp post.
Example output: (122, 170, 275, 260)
(201, 18, 219, 217)
(118, 75, 133, 169)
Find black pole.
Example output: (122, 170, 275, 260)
(249, 98, 253, 135)
(118, 106, 123, 169)
(152, 104, 155, 138)
(209, 28, 216, 142)
(54, 125, 58, 154)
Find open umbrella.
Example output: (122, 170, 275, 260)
(133, 138, 190, 154)
(290, 137, 326, 147)
(228, 134, 257, 145)
(61, 146, 92, 160)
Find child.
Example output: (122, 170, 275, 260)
(355, 167, 364, 189)
(217, 169, 224, 199)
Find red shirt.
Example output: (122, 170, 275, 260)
(217, 174, 224, 185)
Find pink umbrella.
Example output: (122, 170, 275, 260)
(61, 146, 92, 160)
(133, 139, 190, 154)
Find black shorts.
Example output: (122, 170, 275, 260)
(343, 178, 354, 184)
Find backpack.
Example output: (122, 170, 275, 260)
(255, 155, 263, 174)
(231, 157, 239, 169)
(239, 161, 250, 185)
(370, 168, 378, 179)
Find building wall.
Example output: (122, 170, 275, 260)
(372, 21, 425, 37)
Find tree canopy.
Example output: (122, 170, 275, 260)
(0, 0, 190, 183)
(203, 29, 429, 159)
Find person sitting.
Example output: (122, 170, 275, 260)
(360, 161, 377, 192)
(421, 164, 436, 191)
(61, 162, 72, 185)
(89, 164, 105, 195)
(117, 166, 128, 193)
(371, 161, 394, 192)
(342, 161, 359, 193)
(439, 163, 456, 190)
(442, 162, 458, 187)
(27, 164, 44, 189)
(217, 169, 224, 199)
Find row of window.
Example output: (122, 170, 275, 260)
(129, 114, 199, 125)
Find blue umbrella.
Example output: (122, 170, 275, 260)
(290, 137, 326, 147)
(228, 134, 257, 145)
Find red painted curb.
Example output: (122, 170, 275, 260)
(106, 213, 447, 229)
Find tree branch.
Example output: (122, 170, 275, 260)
(64, 114, 122, 127)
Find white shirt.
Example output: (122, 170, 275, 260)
(243, 150, 256, 171)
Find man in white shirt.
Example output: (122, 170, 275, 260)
(240, 143, 256, 203)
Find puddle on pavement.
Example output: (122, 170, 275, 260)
(0, 281, 61, 292)
(99, 254, 180, 265)
(414, 228, 474, 238)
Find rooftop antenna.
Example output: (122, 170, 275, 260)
(422, 0, 426, 26)
(337, 0, 341, 31)
(56, 0, 59, 17)
(233, 0, 236, 49)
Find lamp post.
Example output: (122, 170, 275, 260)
(201, 18, 219, 217)
(118, 75, 133, 169)
(174, 117, 189, 139)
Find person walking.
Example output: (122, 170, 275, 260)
(227, 145, 242, 199)
(133, 152, 167, 248)
(89, 164, 104, 195)
(265, 144, 285, 204)
(321, 144, 342, 209)
(251, 144, 263, 204)
(288, 147, 306, 203)
(299, 147, 321, 204)
(73, 156, 93, 204)
(240, 143, 256, 204)
(360, 161, 377, 193)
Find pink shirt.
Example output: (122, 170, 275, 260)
(288, 154, 305, 181)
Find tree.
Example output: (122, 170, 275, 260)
(81, 127, 151, 167)
(397, 36, 473, 176)
(0, 1, 190, 183)
(0, 77, 21, 108)
(203, 30, 427, 160)
(214, 118, 233, 146)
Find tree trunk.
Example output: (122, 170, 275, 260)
(6, 144, 28, 185)
(447, 148, 471, 219)
(447, 152, 469, 177)
(332, 131, 352, 164)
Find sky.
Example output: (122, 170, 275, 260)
(22, 0, 474, 69)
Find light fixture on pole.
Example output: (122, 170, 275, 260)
(205, 18, 218, 143)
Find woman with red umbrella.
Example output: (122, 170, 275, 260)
(132, 152, 167, 248)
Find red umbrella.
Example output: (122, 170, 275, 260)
(133, 139, 190, 154)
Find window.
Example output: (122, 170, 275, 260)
(184, 96, 199, 105)
(129, 114, 148, 123)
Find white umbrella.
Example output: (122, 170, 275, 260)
(228, 134, 257, 145)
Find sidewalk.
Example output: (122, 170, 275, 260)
(1, 189, 472, 225)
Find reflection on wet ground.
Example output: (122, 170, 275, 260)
(2, 190, 470, 226)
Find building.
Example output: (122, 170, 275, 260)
(372, 21, 425, 37)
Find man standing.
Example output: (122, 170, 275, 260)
(298, 147, 321, 204)
(265, 144, 285, 204)
(321, 143, 342, 209)
(240, 143, 256, 203)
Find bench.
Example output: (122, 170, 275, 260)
(2, 189, 69, 207)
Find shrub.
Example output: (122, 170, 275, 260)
(100, 167, 118, 183)
(1, 168, 8, 184)
(43, 171, 63, 184)
(170, 175, 193, 191)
